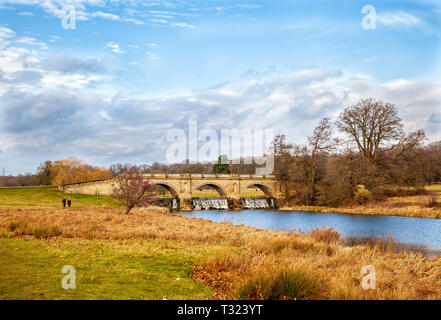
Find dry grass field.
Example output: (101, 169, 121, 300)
(1, 207, 441, 300)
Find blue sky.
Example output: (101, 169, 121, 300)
(0, 0, 440, 174)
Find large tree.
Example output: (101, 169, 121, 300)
(336, 98, 425, 162)
(51, 157, 112, 185)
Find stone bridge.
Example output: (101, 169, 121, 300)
(60, 173, 283, 210)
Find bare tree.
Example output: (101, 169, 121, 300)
(308, 118, 337, 156)
(112, 166, 155, 214)
(304, 118, 336, 202)
(336, 99, 405, 161)
(392, 129, 426, 163)
(288, 118, 338, 204)
(271, 134, 294, 198)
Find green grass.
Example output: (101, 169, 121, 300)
(0, 236, 234, 299)
(0, 186, 122, 209)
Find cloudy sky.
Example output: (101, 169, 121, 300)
(0, 0, 440, 174)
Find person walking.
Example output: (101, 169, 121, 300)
(62, 198, 66, 209)
(67, 199, 71, 208)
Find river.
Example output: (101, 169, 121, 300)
(178, 209, 441, 257)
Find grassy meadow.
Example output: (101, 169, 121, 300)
(0, 237, 224, 299)
(0, 185, 441, 300)
(0, 186, 121, 209)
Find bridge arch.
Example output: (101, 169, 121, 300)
(247, 183, 273, 198)
(192, 183, 228, 197)
(153, 183, 179, 198)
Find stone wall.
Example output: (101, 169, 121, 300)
(60, 179, 115, 196)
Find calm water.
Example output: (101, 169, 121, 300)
(179, 210, 441, 256)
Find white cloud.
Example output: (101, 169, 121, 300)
(2, 0, 201, 29)
(151, 18, 168, 24)
(377, 12, 422, 27)
(0, 26, 15, 38)
(170, 22, 195, 29)
(0, 26, 16, 48)
(106, 42, 125, 54)
(0, 35, 107, 93)
(17, 11, 34, 16)
(48, 35, 62, 43)
(0, 46, 38, 84)
(122, 17, 144, 25)
(15, 37, 48, 49)
(236, 4, 262, 9)
(2, 0, 144, 25)
(91, 11, 120, 21)
(145, 51, 158, 60)
(346, 76, 441, 139)
(41, 72, 105, 90)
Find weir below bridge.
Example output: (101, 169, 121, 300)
(59, 173, 284, 210)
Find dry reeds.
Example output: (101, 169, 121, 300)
(309, 227, 341, 244)
(7, 220, 62, 238)
(237, 268, 322, 300)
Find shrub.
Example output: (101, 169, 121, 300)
(237, 269, 322, 300)
(354, 188, 372, 204)
(425, 195, 439, 208)
(309, 227, 340, 244)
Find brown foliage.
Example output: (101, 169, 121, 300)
(51, 157, 112, 185)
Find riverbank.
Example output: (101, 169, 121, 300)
(280, 197, 441, 219)
(1, 207, 441, 299)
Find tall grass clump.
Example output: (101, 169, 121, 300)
(309, 227, 340, 244)
(32, 225, 63, 238)
(237, 269, 322, 300)
(7, 221, 23, 232)
(7, 220, 63, 238)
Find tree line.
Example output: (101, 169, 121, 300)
(0, 157, 112, 186)
(272, 98, 441, 206)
